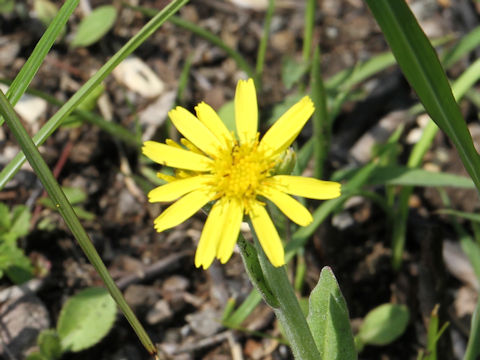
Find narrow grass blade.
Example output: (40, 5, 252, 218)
(256, 0, 275, 80)
(311, 47, 329, 179)
(302, 0, 315, 62)
(366, 0, 480, 194)
(0, 0, 188, 190)
(2, 0, 78, 118)
(0, 90, 156, 355)
(442, 26, 480, 68)
(465, 298, 480, 360)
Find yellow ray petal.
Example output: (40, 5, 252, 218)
(249, 202, 285, 267)
(272, 175, 341, 200)
(259, 96, 314, 155)
(142, 141, 212, 172)
(156, 172, 176, 183)
(153, 189, 213, 232)
(235, 78, 258, 144)
(195, 200, 224, 269)
(217, 199, 244, 264)
(148, 176, 212, 203)
(260, 188, 313, 226)
(169, 106, 222, 157)
(195, 102, 233, 148)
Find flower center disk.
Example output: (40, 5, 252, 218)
(213, 140, 273, 201)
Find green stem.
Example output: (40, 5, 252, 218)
(255, 0, 276, 80)
(302, 0, 316, 62)
(247, 221, 321, 360)
(310, 47, 329, 179)
(0, 91, 156, 355)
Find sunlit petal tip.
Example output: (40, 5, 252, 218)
(195, 101, 233, 146)
(235, 78, 258, 144)
(273, 175, 342, 200)
(259, 95, 315, 155)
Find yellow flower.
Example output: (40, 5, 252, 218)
(143, 79, 341, 269)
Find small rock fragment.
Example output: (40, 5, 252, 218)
(113, 57, 165, 98)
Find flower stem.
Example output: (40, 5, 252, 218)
(244, 220, 321, 360)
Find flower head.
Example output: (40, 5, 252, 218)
(143, 79, 341, 269)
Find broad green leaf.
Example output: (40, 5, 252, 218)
(71, 6, 117, 47)
(10, 205, 31, 239)
(0, 202, 10, 231)
(34, 0, 58, 27)
(356, 304, 409, 349)
(307, 267, 356, 360)
(57, 287, 117, 352)
(365, 0, 480, 194)
(37, 329, 63, 360)
(0, 0, 14, 13)
(25, 353, 48, 360)
(217, 100, 235, 133)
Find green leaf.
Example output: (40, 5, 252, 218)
(266, 93, 303, 127)
(0, 0, 14, 14)
(37, 329, 63, 360)
(365, 0, 480, 194)
(39, 187, 88, 209)
(34, 0, 59, 27)
(1, 0, 79, 127)
(282, 57, 309, 90)
(441, 26, 480, 68)
(356, 303, 409, 349)
(438, 209, 480, 223)
(307, 266, 356, 360)
(10, 205, 31, 238)
(57, 287, 117, 352)
(217, 100, 235, 133)
(71, 6, 117, 47)
(465, 297, 480, 360)
(0, 202, 11, 232)
(25, 353, 48, 360)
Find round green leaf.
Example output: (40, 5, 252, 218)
(71, 6, 117, 47)
(357, 303, 409, 347)
(57, 287, 117, 352)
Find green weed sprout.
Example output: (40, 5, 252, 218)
(0, 203, 33, 284)
(26, 287, 117, 360)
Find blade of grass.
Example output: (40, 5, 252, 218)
(366, 0, 480, 194)
(392, 56, 480, 269)
(311, 47, 329, 179)
(302, 0, 315, 62)
(441, 25, 480, 68)
(0, 0, 189, 190)
(256, 0, 275, 80)
(464, 291, 480, 360)
(1, 0, 78, 121)
(0, 89, 156, 355)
